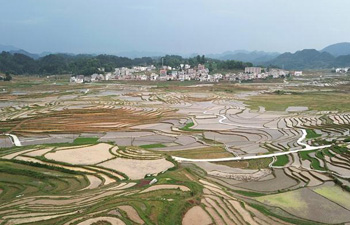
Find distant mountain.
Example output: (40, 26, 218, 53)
(207, 50, 280, 64)
(0, 44, 20, 52)
(266, 49, 335, 70)
(321, 42, 350, 57)
(117, 51, 167, 59)
(0, 45, 55, 59)
(333, 54, 350, 67)
(9, 49, 41, 59)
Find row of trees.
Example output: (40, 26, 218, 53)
(0, 51, 252, 76)
(157, 55, 252, 72)
(0, 51, 153, 75)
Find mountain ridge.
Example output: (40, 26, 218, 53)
(321, 42, 350, 57)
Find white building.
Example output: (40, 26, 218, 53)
(245, 67, 262, 74)
(294, 71, 303, 76)
(150, 73, 159, 81)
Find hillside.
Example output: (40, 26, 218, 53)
(322, 42, 350, 57)
(266, 49, 335, 69)
(208, 50, 280, 64)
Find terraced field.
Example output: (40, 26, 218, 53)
(1, 76, 350, 224)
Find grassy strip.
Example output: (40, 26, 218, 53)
(216, 158, 272, 170)
(0, 158, 83, 175)
(140, 143, 166, 149)
(272, 155, 289, 167)
(73, 137, 99, 145)
(231, 189, 267, 197)
(322, 148, 335, 157)
(306, 129, 321, 139)
(166, 146, 233, 159)
(331, 145, 348, 154)
(245, 91, 350, 112)
(179, 122, 195, 131)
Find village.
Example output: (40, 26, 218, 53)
(334, 67, 350, 73)
(70, 64, 303, 83)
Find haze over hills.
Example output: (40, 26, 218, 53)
(206, 50, 280, 65)
(0, 44, 50, 59)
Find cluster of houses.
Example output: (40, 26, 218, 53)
(70, 65, 302, 84)
(242, 67, 302, 79)
(334, 67, 350, 73)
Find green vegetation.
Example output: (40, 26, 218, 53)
(231, 189, 267, 197)
(166, 146, 233, 159)
(315, 150, 324, 159)
(313, 185, 350, 210)
(73, 137, 99, 145)
(179, 122, 195, 131)
(256, 190, 307, 210)
(0, 51, 153, 75)
(299, 150, 325, 171)
(248, 203, 318, 225)
(0, 160, 88, 201)
(140, 143, 166, 149)
(306, 129, 321, 139)
(245, 91, 350, 112)
(0, 72, 12, 81)
(272, 155, 289, 167)
(0, 52, 251, 75)
(322, 148, 335, 157)
(331, 145, 348, 154)
(216, 158, 272, 169)
(268, 49, 336, 70)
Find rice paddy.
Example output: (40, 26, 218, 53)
(1, 74, 350, 224)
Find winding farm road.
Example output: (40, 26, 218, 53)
(172, 129, 331, 162)
(174, 108, 331, 162)
(5, 133, 22, 146)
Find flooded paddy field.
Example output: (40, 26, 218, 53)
(0, 75, 350, 224)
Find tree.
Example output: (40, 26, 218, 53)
(196, 55, 201, 64)
(201, 55, 205, 64)
(4, 72, 12, 81)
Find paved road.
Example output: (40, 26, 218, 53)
(174, 110, 331, 162)
(5, 134, 22, 146)
(172, 130, 331, 162)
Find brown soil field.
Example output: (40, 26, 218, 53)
(182, 206, 212, 225)
(118, 205, 144, 224)
(76, 217, 125, 225)
(98, 158, 174, 179)
(45, 143, 114, 165)
(1, 107, 175, 134)
(140, 184, 190, 193)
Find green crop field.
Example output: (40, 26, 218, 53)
(306, 129, 321, 139)
(245, 91, 350, 112)
(140, 143, 166, 149)
(272, 155, 289, 167)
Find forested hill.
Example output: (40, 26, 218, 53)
(0, 52, 153, 75)
(265, 49, 350, 70)
(0, 52, 252, 75)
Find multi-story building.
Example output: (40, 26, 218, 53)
(245, 67, 262, 74)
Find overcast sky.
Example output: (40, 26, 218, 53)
(0, 0, 349, 55)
